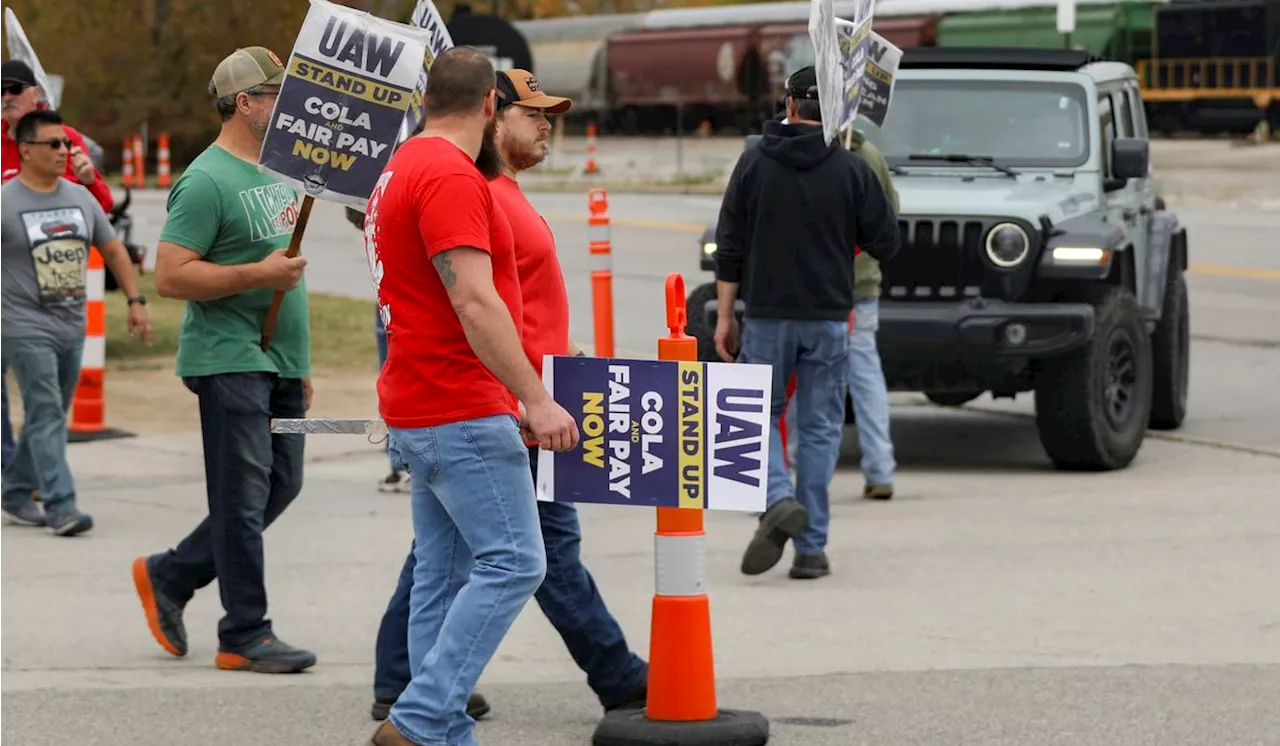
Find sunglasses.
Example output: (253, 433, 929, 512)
(2, 82, 29, 96)
(24, 138, 73, 151)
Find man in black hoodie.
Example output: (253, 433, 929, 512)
(714, 66, 899, 580)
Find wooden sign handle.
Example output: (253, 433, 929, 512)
(259, 194, 315, 352)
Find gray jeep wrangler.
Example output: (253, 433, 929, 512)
(686, 47, 1190, 472)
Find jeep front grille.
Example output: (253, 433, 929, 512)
(882, 218, 991, 301)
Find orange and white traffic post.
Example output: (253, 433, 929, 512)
(584, 120, 600, 174)
(121, 139, 135, 187)
(68, 247, 133, 442)
(132, 134, 146, 189)
(156, 132, 171, 188)
(587, 188, 615, 358)
(592, 273, 769, 746)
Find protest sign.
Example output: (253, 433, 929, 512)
(856, 32, 902, 129)
(257, 0, 431, 350)
(835, 16, 872, 134)
(536, 356, 772, 513)
(807, 0, 842, 145)
(3, 8, 59, 107)
(400, 0, 454, 144)
(257, 0, 432, 210)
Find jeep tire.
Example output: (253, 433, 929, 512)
(684, 282, 720, 362)
(1148, 270, 1189, 430)
(1034, 287, 1153, 471)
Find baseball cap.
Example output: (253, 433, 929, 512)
(786, 66, 819, 101)
(495, 69, 572, 115)
(208, 46, 286, 97)
(1, 60, 37, 88)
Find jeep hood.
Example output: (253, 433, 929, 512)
(895, 173, 1102, 225)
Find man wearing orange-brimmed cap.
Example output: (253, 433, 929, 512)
(366, 69, 648, 742)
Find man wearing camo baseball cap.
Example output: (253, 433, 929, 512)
(131, 45, 317, 677)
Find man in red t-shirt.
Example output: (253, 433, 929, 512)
(1, 61, 113, 213)
(363, 47, 579, 746)
(367, 70, 650, 729)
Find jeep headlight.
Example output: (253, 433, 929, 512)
(985, 223, 1030, 268)
(702, 241, 717, 255)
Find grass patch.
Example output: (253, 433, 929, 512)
(105, 274, 377, 371)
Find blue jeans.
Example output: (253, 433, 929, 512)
(738, 317, 849, 555)
(375, 310, 403, 472)
(149, 373, 306, 648)
(2, 370, 15, 470)
(388, 414, 548, 746)
(374, 445, 648, 709)
(847, 299, 895, 485)
(1, 335, 84, 515)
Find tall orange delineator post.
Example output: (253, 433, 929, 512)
(68, 247, 133, 443)
(587, 189, 615, 358)
(584, 120, 599, 174)
(592, 273, 769, 746)
(121, 139, 135, 187)
(132, 135, 146, 188)
(156, 132, 171, 188)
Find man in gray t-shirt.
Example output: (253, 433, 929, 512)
(1, 178, 115, 338)
(1, 109, 152, 536)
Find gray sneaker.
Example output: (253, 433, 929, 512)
(45, 505, 94, 536)
(3, 501, 45, 527)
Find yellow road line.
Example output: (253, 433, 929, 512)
(1187, 263, 1280, 281)
(544, 213, 1280, 281)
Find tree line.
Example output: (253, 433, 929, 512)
(2, 0, 728, 170)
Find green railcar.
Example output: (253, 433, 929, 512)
(935, 1, 1160, 66)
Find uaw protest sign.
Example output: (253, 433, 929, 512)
(399, 0, 455, 144)
(536, 357, 772, 513)
(258, 0, 432, 209)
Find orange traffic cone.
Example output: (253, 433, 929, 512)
(68, 247, 133, 443)
(592, 274, 769, 745)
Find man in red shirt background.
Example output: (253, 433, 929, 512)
(366, 68, 650, 729)
(2, 60, 113, 213)
(362, 47, 579, 746)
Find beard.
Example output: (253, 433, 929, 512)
(474, 117, 503, 180)
(505, 136, 547, 172)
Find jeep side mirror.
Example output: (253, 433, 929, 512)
(1110, 137, 1149, 181)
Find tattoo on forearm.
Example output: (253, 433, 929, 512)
(432, 253, 457, 289)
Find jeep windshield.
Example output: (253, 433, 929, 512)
(859, 79, 1091, 170)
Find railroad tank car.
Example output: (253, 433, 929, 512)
(1140, 0, 1279, 134)
(512, 13, 646, 121)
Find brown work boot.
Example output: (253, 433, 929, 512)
(371, 692, 490, 721)
(367, 719, 416, 745)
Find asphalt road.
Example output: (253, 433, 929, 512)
(3, 186, 1278, 745)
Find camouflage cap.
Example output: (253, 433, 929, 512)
(209, 46, 286, 98)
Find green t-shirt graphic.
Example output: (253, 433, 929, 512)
(160, 144, 311, 379)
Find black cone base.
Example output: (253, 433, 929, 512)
(593, 707, 769, 746)
(68, 427, 135, 444)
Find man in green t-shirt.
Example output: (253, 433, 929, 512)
(129, 46, 315, 675)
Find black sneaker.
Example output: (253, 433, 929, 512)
(45, 505, 93, 536)
(789, 552, 831, 579)
(370, 692, 491, 721)
(131, 555, 188, 657)
(740, 497, 809, 576)
(215, 634, 316, 674)
(603, 688, 647, 713)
